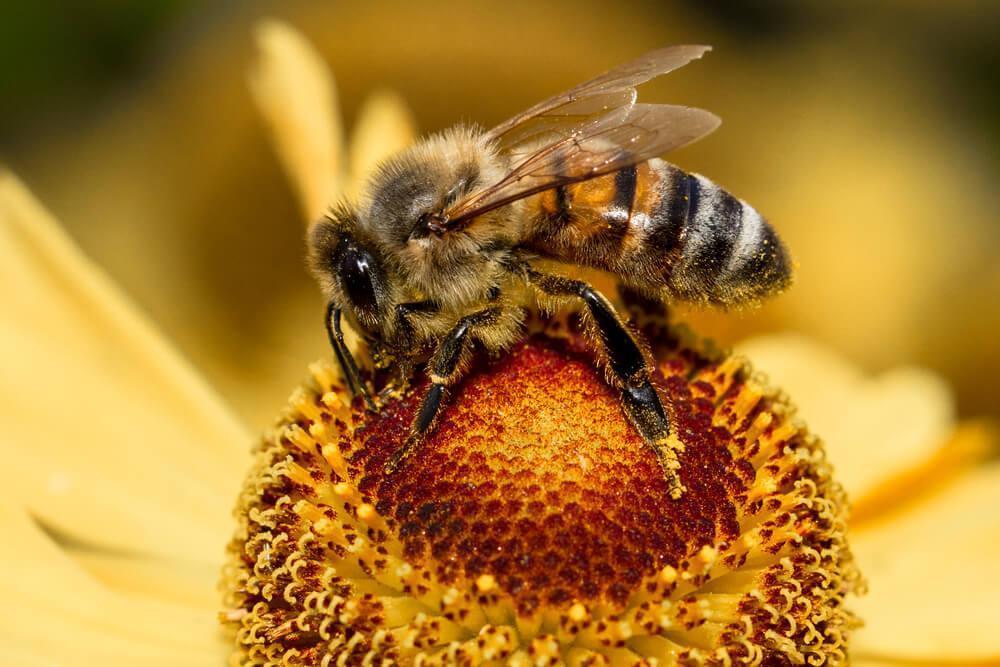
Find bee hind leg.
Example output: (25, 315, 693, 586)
(620, 381, 685, 498)
(528, 271, 685, 499)
(384, 306, 503, 475)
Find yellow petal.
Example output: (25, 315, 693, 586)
(346, 89, 417, 198)
(73, 551, 220, 611)
(851, 462, 1000, 662)
(0, 170, 249, 563)
(249, 19, 343, 221)
(850, 419, 996, 525)
(738, 334, 975, 516)
(0, 503, 227, 666)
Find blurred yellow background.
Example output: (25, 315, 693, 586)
(2, 1, 998, 432)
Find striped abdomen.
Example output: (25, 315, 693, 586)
(524, 160, 791, 305)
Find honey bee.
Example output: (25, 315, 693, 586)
(309, 46, 790, 498)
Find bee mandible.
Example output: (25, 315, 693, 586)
(308, 46, 791, 498)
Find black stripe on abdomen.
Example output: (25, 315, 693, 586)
(645, 164, 690, 255)
(720, 214, 792, 301)
(546, 147, 572, 227)
(552, 184, 571, 224)
(606, 165, 637, 226)
(678, 175, 744, 300)
(692, 185, 741, 275)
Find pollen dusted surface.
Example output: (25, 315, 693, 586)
(353, 340, 742, 616)
(222, 324, 860, 666)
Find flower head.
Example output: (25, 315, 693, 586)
(222, 316, 859, 665)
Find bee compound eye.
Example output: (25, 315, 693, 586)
(340, 247, 381, 329)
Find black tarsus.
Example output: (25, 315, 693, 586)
(325, 302, 376, 411)
(411, 384, 446, 438)
(621, 380, 671, 444)
(384, 307, 502, 474)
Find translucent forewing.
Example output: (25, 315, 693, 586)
(486, 45, 712, 148)
(444, 103, 720, 226)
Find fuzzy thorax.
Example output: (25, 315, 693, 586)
(221, 318, 860, 665)
(361, 125, 525, 311)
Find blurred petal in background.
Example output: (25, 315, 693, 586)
(2, 1, 998, 430)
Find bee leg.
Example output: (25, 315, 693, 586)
(528, 271, 685, 498)
(620, 381, 685, 498)
(385, 300, 440, 395)
(325, 302, 376, 411)
(384, 306, 502, 475)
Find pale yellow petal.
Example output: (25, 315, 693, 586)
(0, 170, 249, 563)
(850, 419, 996, 525)
(0, 504, 227, 666)
(851, 462, 1000, 662)
(73, 551, 220, 611)
(347, 89, 417, 198)
(249, 19, 343, 221)
(738, 334, 980, 517)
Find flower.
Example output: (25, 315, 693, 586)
(1, 18, 998, 667)
(220, 318, 860, 664)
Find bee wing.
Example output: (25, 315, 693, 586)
(443, 103, 720, 226)
(486, 45, 712, 148)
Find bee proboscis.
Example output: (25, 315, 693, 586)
(309, 45, 791, 498)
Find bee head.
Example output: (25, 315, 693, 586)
(308, 205, 393, 341)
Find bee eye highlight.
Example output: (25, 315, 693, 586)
(339, 245, 380, 330)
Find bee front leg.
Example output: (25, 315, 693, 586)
(383, 300, 440, 398)
(325, 302, 376, 411)
(384, 306, 503, 475)
(528, 271, 685, 499)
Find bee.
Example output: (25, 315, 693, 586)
(309, 46, 791, 498)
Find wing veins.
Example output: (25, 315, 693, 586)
(445, 103, 720, 225)
(487, 44, 711, 145)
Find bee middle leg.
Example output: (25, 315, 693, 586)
(528, 271, 685, 498)
(381, 299, 439, 397)
(384, 306, 504, 474)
